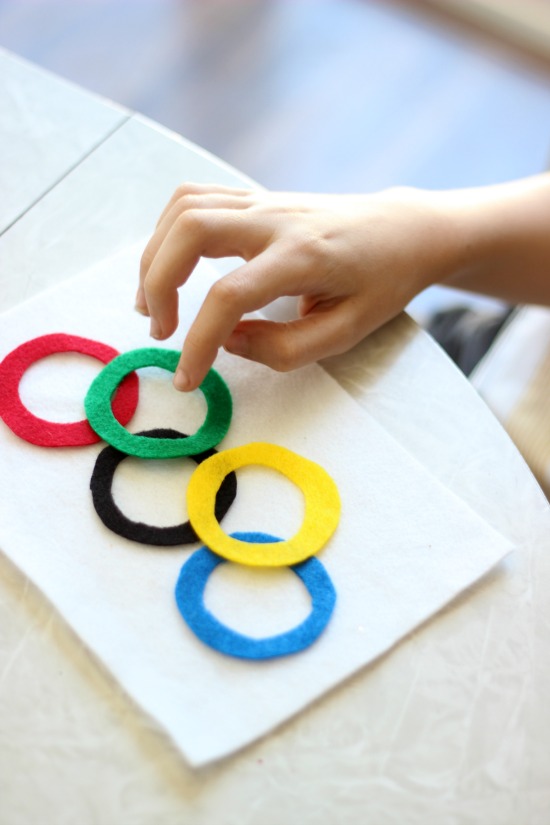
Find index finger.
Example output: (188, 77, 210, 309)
(175, 244, 309, 390)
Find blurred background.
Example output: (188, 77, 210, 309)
(2, 0, 550, 319)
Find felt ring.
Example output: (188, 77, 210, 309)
(0, 333, 139, 447)
(90, 428, 237, 546)
(186, 442, 341, 567)
(84, 348, 232, 458)
(175, 532, 337, 660)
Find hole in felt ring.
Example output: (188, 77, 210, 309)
(20, 352, 105, 423)
(221, 464, 305, 538)
(126, 365, 208, 434)
(112, 454, 196, 528)
(204, 562, 312, 638)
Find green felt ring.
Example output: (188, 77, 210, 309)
(84, 347, 232, 458)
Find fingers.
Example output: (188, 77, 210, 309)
(155, 182, 254, 228)
(136, 185, 254, 314)
(141, 207, 271, 340)
(173, 246, 314, 390)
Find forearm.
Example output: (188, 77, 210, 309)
(433, 173, 550, 305)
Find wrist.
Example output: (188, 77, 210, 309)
(385, 186, 467, 293)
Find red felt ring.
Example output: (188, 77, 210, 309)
(0, 333, 139, 447)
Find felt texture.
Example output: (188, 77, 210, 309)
(0, 333, 138, 447)
(175, 533, 336, 660)
(0, 244, 513, 767)
(90, 428, 237, 546)
(84, 347, 232, 458)
(186, 442, 341, 567)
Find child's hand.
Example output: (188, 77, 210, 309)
(137, 183, 456, 390)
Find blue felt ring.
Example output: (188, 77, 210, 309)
(174, 531, 336, 660)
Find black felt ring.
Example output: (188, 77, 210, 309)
(90, 428, 237, 546)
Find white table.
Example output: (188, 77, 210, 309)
(2, 49, 550, 825)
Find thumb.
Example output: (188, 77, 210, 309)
(224, 307, 354, 372)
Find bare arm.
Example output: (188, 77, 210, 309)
(436, 172, 550, 305)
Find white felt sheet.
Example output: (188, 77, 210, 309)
(0, 245, 513, 766)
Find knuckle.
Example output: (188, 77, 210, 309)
(173, 182, 195, 201)
(208, 276, 242, 308)
(290, 233, 326, 267)
(175, 193, 201, 212)
(174, 208, 206, 234)
(268, 334, 298, 372)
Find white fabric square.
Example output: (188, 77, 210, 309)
(0, 246, 512, 766)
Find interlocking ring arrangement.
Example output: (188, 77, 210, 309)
(0, 333, 341, 660)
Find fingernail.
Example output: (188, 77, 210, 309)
(150, 318, 162, 339)
(174, 367, 190, 391)
(225, 331, 249, 355)
(135, 303, 149, 317)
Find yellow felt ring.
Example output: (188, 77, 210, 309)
(186, 442, 341, 567)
